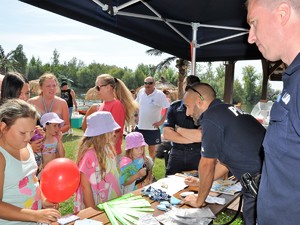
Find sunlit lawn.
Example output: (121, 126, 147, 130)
(60, 128, 243, 224)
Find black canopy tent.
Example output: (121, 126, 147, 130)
(20, 0, 266, 102)
(20, 0, 262, 66)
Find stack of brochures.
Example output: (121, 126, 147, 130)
(210, 179, 242, 195)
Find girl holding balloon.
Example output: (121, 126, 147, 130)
(0, 99, 61, 225)
(74, 111, 121, 213)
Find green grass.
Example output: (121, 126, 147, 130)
(60, 128, 243, 224)
(213, 211, 244, 225)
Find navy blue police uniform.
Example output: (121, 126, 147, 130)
(199, 99, 265, 225)
(164, 100, 201, 176)
(257, 53, 300, 225)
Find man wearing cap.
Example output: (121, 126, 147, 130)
(135, 76, 170, 161)
(163, 75, 202, 175)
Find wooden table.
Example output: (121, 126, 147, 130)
(52, 185, 241, 225)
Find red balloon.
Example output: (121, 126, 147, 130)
(40, 158, 80, 203)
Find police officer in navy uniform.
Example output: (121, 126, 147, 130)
(182, 82, 265, 225)
(163, 75, 201, 175)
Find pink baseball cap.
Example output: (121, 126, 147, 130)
(125, 132, 147, 150)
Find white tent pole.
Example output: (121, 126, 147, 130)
(191, 23, 199, 75)
(116, 0, 142, 11)
(196, 32, 249, 47)
(91, 0, 251, 62)
(92, 0, 108, 10)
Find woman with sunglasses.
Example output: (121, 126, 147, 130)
(82, 74, 138, 159)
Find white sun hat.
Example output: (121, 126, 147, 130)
(84, 111, 120, 137)
(40, 112, 65, 128)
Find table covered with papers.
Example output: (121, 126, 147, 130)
(52, 175, 241, 225)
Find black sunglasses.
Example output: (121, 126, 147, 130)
(144, 81, 154, 85)
(95, 84, 108, 91)
(185, 85, 204, 101)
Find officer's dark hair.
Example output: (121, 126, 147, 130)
(187, 82, 216, 101)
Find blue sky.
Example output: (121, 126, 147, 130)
(1, 0, 282, 90)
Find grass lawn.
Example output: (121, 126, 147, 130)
(60, 128, 243, 224)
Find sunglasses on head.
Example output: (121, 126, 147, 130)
(185, 85, 204, 101)
(144, 81, 154, 85)
(95, 84, 108, 91)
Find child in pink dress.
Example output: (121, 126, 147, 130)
(74, 111, 121, 213)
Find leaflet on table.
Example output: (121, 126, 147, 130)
(74, 218, 103, 225)
(210, 179, 242, 195)
(146, 176, 187, 196)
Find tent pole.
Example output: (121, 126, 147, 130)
(191, 23, 199, 75)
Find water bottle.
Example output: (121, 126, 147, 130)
(30, 129, 44, 142)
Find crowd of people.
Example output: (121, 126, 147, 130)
(0, 71, 169, 224)
(1, 1, 300, 223)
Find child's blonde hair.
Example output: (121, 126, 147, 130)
(76, 132, 115, 178)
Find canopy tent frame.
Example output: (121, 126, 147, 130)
(91, 0, 250, 75)
(21, 0, 277, 104)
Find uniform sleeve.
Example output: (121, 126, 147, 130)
(295, 80, 300, 136)
(164, 104, 176, 128)
(201, 119, 223, 159)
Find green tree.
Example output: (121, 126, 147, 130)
(133, 64, 152, 88)
(199, 62, 216, 84)
(51, 49, 60, 67)
(0, 45, 15, 74)
(76, 63, 108, 89)
(213, 64, 225, 100)
(233, 79, 245, 104)
(243, 66, 260, 105)
(11, 44, 28, 75)
(58, 58, 85, 87)
(109, 67, 127, 80)
(146, 49, 188, 98)
(27, 56, 44, 80)
(158, 67, 177, 86)
(134, 63, 155, 78)
(122, 71, 138, 90)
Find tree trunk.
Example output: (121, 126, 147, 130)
(176, 59, 188, 99)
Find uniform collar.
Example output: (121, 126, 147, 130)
(199, 99, 222, 121)
(207, 99, 222, 109)
(284, 52, 300, 76)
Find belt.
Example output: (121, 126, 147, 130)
(172, 145, 200, 151)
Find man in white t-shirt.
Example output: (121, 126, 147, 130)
(135, 76, 170, 161)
